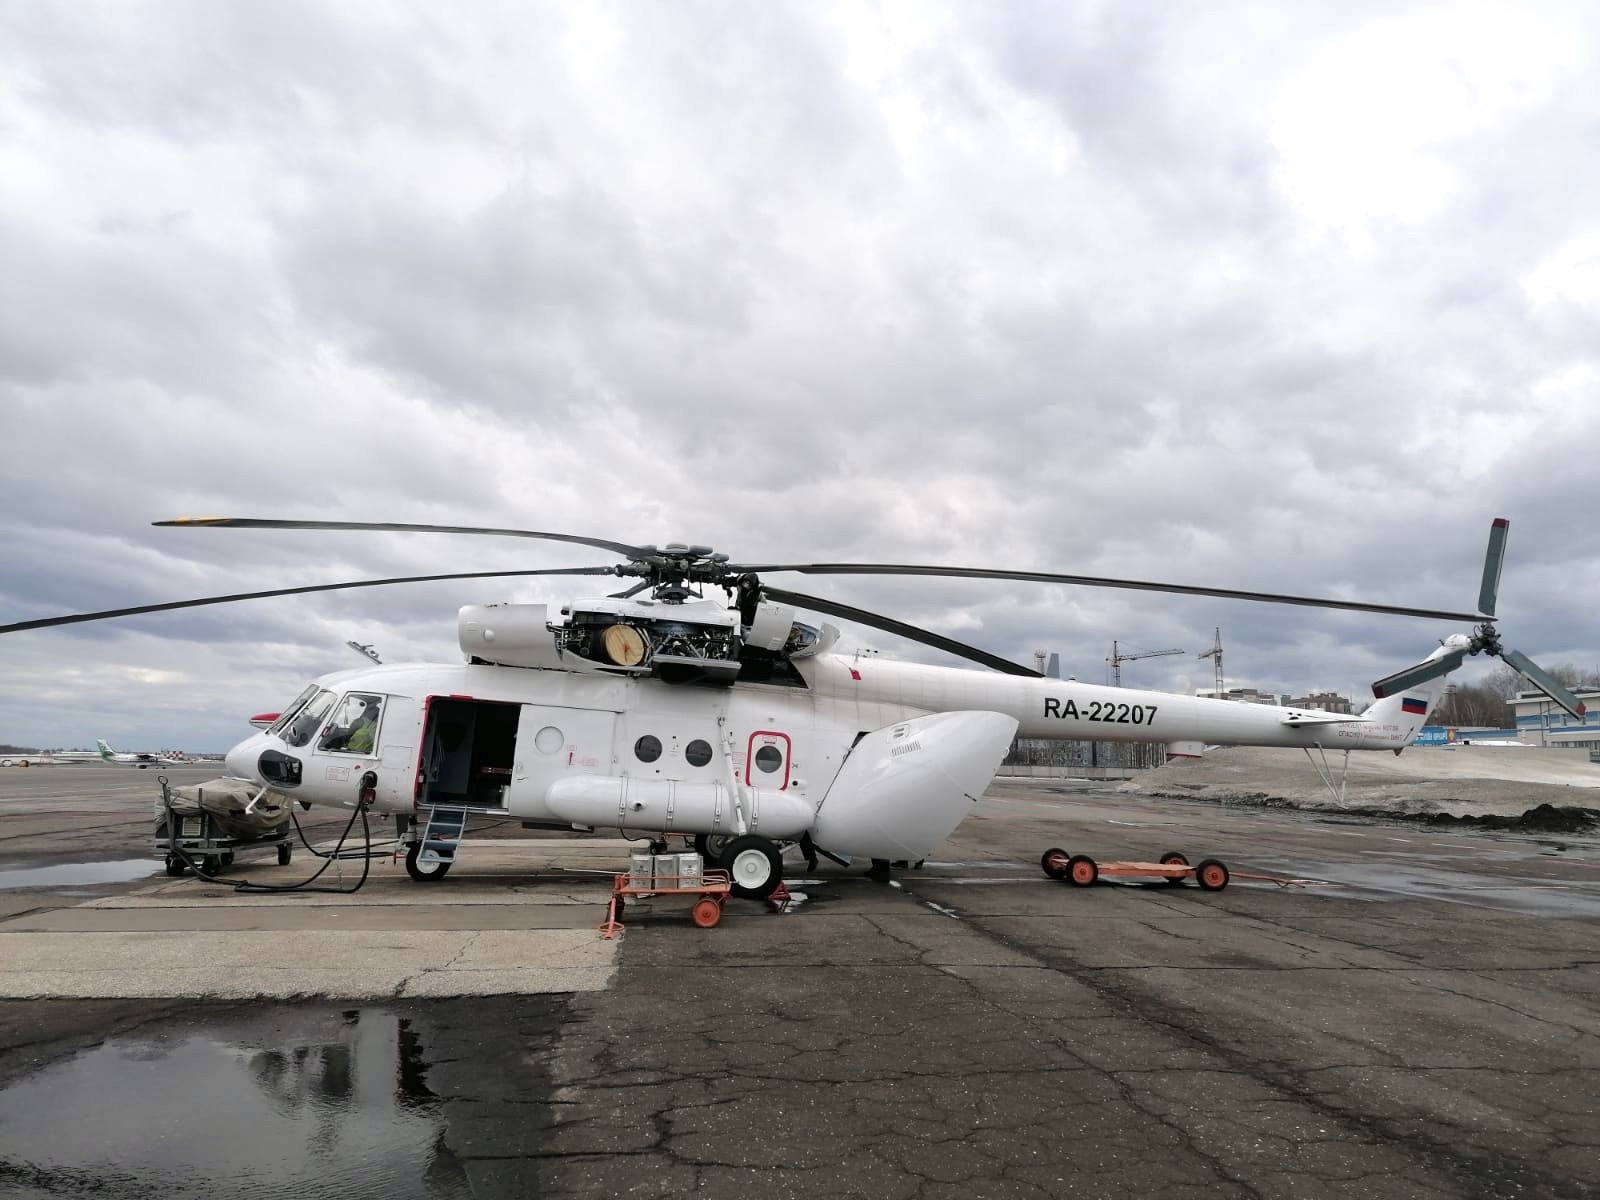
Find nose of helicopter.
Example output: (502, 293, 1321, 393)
(225, 733, 266, 782)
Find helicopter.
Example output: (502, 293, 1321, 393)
(2, 516, 1585, 900)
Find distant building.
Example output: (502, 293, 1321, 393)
(1510, 688, 1600, 749)
(1286, 691, 1354, 714)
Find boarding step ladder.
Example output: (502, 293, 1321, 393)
(417, 805, 469, 867)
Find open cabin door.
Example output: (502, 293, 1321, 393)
(418, 697, 522, 812)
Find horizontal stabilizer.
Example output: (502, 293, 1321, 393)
(1279, 711, 1362, 726)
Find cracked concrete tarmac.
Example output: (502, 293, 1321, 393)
(0, 774, 1596, 1197)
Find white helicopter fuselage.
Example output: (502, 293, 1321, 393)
(222, 627, 1453, 863)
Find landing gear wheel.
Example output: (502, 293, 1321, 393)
(200, 856, 222, 875)
(405, 843, 452, 882)
(866, 858, 892, 882)
(1067, 855, 1099, 887)
(691, 898, 722, 928)
(1158, 851, 1188, 885)
(1041, 847, 1071, 879)
(720, 835, 783, 900)
(277, 843, 293, 866)
(164, 854, 187, 877)
(694, 832, 732, 864)
(1195, 858, 1230, 891)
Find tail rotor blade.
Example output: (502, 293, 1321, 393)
(1478, 518, 1510, 617)
(1499, 648, 1588, 721)
(1371, 648, 1469, 698)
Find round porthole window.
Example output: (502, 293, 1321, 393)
(534, 725, 564, 754)
(634, 734, 662, 763)
(754, 744, 784, 773)
(685, 739, 713, 767)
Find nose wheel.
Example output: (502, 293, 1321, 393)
(405, 842, 452, 882)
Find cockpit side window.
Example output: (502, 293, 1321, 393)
(283, 689, 337, 748)
(318, 693, 385, 755)
(267, 685, 320, 739)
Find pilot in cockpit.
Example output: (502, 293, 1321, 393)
(344, 701, 380, 754)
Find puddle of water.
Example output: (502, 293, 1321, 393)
(0, 1008, 470, 1199)
(0, 859, 159, 890)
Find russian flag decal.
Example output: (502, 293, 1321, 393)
(1401, 697, 1428, 715)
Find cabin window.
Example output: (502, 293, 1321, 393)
(318, 693, 385, 754)
(684, 739, 713, 767)
(283, 689, 337, 748)
(753, 744, 784, 773)
(634, 734, 662, 763)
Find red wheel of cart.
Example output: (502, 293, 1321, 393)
(1158, 851, 1188, 885)
(691, 898, 722, 928)
(1041, 847, 1071, 879)
(1067, 855, 1099, 887)
(1196, 858, 1230, 891)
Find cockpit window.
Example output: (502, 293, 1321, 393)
(318, 693, 385, 755)
(267, 685, 320, 738)
(283, 689, 337, 748)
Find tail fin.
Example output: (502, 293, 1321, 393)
(1363, 681, 1444, 753)
(96, 739, 115, 760)
(1366, 634, 1472, 751)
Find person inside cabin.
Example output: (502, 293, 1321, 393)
(322, 696, 382, 753)
(345, 701, 380, 754)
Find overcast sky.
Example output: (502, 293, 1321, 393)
(3, 0, 1597, 753)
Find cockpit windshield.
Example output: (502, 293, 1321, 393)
(267, 686, 320, 739)
(282, 689, 337, 748)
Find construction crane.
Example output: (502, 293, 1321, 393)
(1106, 640, 1185, 687)
(1198, 627, 1223, 698)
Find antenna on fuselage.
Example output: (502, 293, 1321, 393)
(347, 640, 382, 664)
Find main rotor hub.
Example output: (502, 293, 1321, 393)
(616, 544, 740, 603)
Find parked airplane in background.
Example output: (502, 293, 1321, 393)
(94, 740, 166, 768)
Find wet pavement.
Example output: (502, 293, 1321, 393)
(0, 771, 1597, 1197)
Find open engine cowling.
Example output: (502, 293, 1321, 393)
(811, 710, 1019, 860)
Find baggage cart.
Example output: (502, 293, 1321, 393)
(599, 864, 732, 939)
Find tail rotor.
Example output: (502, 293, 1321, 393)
(1371, 519, 1586, 721)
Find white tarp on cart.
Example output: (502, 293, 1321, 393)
(155, 777, 293, 842)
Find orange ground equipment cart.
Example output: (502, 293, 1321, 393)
(599, 856, 732, 939)
(1040, 847, 1232, 891)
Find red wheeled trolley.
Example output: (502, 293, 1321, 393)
(599, 867, 733, 939)
(1039, 847, 1231, 891)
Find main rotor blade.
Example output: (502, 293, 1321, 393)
(1478, 517, 1510, 618)
(734, 563, 1483, 623)
(1371, 648, 1470, 698)
(1499, 647, 1588, 721)
(0, 567, 616, 635)
(761, 585, 1042, 678)
(155, 517, 649, 560)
